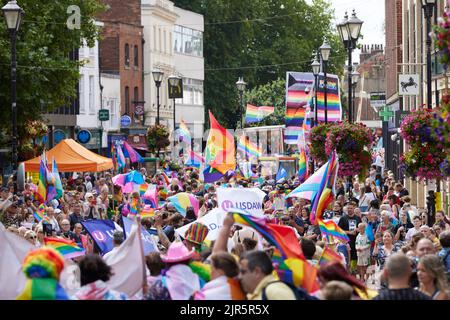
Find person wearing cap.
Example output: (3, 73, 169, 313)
(143, 242, 201, 300)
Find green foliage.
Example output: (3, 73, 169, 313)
(147, 125, 171, 154)
(0, 0, 104, 143)
(172, 0, 346, 129)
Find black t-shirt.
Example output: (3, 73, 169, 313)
(373, 288, 430, 300)
(338, 214, 362, 259)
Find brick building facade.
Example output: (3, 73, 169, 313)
(97, 0, 144, 124)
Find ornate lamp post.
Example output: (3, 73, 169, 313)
(311, 57, 320, 127)
(152, 69, 164, 125)
(319, 41, 331, 124)
(422, 0, 436, 110)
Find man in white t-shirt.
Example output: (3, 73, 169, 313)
(405, 215, 422, 242)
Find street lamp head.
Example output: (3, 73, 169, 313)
(347, 9, 363, 41)
(320, 41, 331, 62)
(236, 77, 247, 92)
(351, 70, 360, 85)
(311, 58, 320, 76)
(421, 0, 436, 7)
(2, 0, 23, 32)
(152, 69, 164, 86)
(337, 11, 350, 45)
(168, 74, 181, 87)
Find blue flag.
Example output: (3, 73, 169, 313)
(276, 166, 287, 182)
(81, 219, 117, 255)
(366, 223, 375, 242)
(122, 216, 159, 255)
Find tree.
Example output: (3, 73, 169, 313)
(172, 0, 346, 129)
(0, 0, 104, 143)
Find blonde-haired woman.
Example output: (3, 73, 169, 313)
(417, 254, 448, 300)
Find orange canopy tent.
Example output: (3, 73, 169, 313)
(22, 139, 114, 172)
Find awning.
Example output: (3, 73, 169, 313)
(22, 139, 113, 172)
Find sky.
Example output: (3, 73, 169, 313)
(307, 0, 386, 63)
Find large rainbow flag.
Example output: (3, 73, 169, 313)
(237, 134, 262, 159)
(232, 209, 319, 293)
(204, 111, 235, 174)
(316, 74, 342, 122)
(298, 147, 308, 182)
(44, 237, 86, 259)
(245, 104, 274, 124)
(319, 246, 344, 266)
(317, 219, 349, 243)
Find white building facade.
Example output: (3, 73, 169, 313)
(141, 0, 205, 153)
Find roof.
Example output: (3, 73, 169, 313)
(22, 139, 113, 172)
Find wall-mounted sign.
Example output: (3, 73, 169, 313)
(168, 78, 183, 99)
(134, 104, 145, 116)
(99, 109, 110, 121)
(77, 130, 92, 144)
(53, 130, 66, 144)
(120, 115, 132, 127)
(370, 92, 386, 111)
(399, 74, 419, 96)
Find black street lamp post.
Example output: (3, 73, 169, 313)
(152, 69, 164, 125)
(337, 10, 363, 123)
(351, 69, 360, 122)
(311, 57, 320, 127)
(236, 77, 247, 130)
(422, 0, 436, 111)
(2, 0, 23, 190)
(320, 41, 331, 124)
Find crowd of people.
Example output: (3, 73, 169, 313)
(1, 163, 450, 300)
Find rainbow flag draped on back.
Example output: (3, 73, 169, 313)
(237, 134, 262, 159)
(185, 150, 205, 168)
(44, 237, 86, 259)
(232, 209, 319, 293)
(298, 147, 308, 182)
(245, 104, 274, 124)
(178, 119, 192, 146)
(204, 111, 235, 174)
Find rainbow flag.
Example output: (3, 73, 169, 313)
(285, 104, 306, 127)
(202, 165, 224, 183)
(116, 143, 126, 170)
(36, 155, 47, 203)
(128, 197, 141, 216)
(237, 134, 262, 159)
(316, 74, 342, 122)
(232, 209, 319, 293)
(298, 147, 308, 182)
(33, 204, 46, 222)
(44, 237, 86, 259)
(319, 246, 344, 266)
(245, 104, 274, 124)
(178, 119, 192, 146)
(141, 205, 155, 218)
(167, 192, 199, 217)
(185, 150, 205, 168)
(317, 219, 349, 243)
(52, 158, 63, 200)
(139, 183, 149, 196)
(204, 111, 235, 174)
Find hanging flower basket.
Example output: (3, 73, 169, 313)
(310, 121, 373, 178)
(147, 124, 170, 155)
(400, 109, 446, 180)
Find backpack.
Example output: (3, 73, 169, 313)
(261, 281, 318, 300)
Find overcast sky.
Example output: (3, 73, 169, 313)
(306, 0, 385, 62)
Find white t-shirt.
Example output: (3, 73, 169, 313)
(405, 227, 421, 242)
(359, 192, 376, 209)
